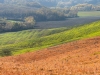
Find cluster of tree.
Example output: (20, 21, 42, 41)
(0, 4, 67, 21)
(72, 3, 100, 11)
(56, 0, 100, 8)
(0, 3, 78, 32)
(0, 16, 35, 32)
(0, 4, 78, 21)
(53, 8, 78, 18)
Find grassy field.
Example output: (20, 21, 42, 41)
(0, 20, 100, 56)
(78, 11, 100, 17)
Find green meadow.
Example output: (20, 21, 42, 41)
(78, 11, 100, 17)
(0, 20, 100, 56)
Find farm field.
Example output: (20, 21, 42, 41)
(0, 36, 100, 75)
(0, 20, 100, 55)
(78, 11, 100, 17)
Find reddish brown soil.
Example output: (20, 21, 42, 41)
(0, 37, 100, 75)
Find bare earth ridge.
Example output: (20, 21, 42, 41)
(0, 37, 100, 75)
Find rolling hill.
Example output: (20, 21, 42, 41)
(0, 10, 100, 74)
(0, 0, 100, 75)
(0, 20, 100, 56)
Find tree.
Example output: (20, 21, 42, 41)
(12, 22, 22, 31)
(24, 16, 35, 25)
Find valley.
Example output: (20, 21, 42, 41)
(0, 0, 100, 75)
(35, 17, 100, 29)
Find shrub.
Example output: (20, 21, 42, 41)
(0, 48, 12, 56)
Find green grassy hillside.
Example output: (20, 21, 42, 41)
(0, 20, 100, 56)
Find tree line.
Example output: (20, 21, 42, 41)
(0, 4, 78, 32)
(72, 3, 100, 11)
(0, 16, 35, 32)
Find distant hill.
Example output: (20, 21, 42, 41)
(88, 0, 100, 5)
(1, 0, 100, 7)
(0, 0, 4, 3)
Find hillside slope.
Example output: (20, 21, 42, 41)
(0, 20, 100, 56)
(0, 37, 100, 75)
